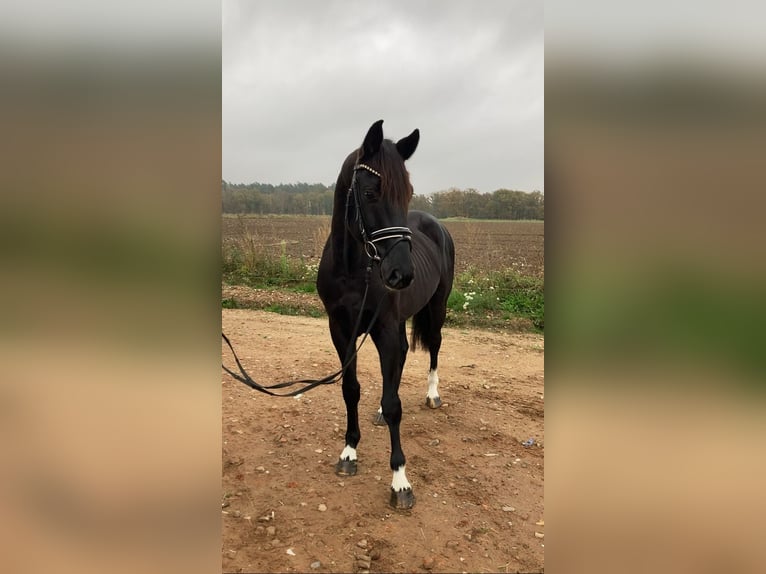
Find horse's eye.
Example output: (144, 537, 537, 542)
(364, 189, 378, 201)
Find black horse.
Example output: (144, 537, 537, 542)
(316, 120, 455, 509)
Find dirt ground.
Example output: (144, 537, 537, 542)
(222, 309, 544, 574)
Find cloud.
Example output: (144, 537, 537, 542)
(223, 0, 543, 193)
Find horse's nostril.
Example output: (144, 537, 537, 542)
(386, 269, 413, 290)
(388, 270, 402, 288)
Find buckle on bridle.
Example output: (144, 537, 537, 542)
(364, 239, 381, 261)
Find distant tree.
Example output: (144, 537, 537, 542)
(221, 180, 542, 219)
(409, 193, 432, 212)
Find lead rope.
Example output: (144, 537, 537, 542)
(221, 262, 383, 397)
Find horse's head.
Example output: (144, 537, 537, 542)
(350, 120, 420, 290)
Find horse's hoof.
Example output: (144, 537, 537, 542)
(390, 487, 416, 509)
(372, 411, 386, 426)
(335, 458, 357, 476)
(425, 396, 442, 409)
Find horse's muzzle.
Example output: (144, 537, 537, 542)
(384, 268, 414, 290)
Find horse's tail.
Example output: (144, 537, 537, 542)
(411, 305, 435, 353)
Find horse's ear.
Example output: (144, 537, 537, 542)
(396, 129, 420, 160)
(361, 119, 384, 160)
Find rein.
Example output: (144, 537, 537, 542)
(222, 262, 383, 397)
(221, 161, 408, 397)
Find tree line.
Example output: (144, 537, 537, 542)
(222, 181, 543, 220)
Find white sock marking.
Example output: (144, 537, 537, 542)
(391, 465, 411, 492)
(339, 445, 357, 461)
(426, 369, 440, 399)
(377, 406, 383, 415)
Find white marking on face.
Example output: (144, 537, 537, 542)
(426, 369, 440, 399)
(391, 465, 411, 492)
(339, 445, 357, 461)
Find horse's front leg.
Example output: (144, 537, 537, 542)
(329, 316, 360, 476)
(373, 321, 415, 509)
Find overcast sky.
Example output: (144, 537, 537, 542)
(222, 0, 543, 195)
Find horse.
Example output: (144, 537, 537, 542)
(316, 119, 455, 509)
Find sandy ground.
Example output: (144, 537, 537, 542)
(222, 309, 544, 573)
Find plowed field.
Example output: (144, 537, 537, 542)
(222, 215, 543, 277)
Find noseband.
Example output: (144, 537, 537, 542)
(347, 163, 412, 262)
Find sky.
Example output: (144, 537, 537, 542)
(222, 0, 543, 195)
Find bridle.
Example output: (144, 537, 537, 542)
(347, 163, 412, 263)
(221, 163, 414, 397)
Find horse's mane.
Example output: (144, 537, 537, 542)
(339, 140, 414, 211)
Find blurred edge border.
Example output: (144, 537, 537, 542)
(2, 1, 766, 573)
(0, 2, 222, 574)
(546, 1, 766, 573)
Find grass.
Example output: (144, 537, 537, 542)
(264, 303, 324, 318)
(222, 239, 318, 293)
(446, 267, 544, 331)
(222, 232, 543, 332)
(222, 298, 239, 309)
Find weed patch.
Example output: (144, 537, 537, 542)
(445, 267, 544, 331)
(222, 225, 543, 332)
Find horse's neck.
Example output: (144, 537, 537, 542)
(330, 209, 365, 274)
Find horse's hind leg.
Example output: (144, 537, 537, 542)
(373, 405, 386, 426)
(424, 293, 448, 409)
(329, 317, 360, 477)
(425, 330, 443, 408)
